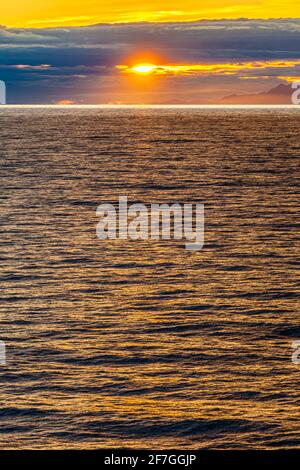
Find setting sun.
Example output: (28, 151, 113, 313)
(131, 64, 157, 74)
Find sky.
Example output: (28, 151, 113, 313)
(3, 1, 300, 27)
(1, 3, 300, 103)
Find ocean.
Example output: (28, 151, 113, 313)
(0, 107, 299, 449)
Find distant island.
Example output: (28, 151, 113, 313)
(218, 83, 293, 105)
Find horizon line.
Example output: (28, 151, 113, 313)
(1, 104, 299, 109)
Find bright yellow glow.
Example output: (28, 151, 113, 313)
(117, 60, 300, 76)
(3, 1, 300, 27)
(131, 65, 157, 74)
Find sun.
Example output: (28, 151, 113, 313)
(131, 64, 157, 74)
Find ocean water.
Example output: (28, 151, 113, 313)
(0, 107, 299, 449)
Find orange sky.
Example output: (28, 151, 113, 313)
(3, 0, 300, 27)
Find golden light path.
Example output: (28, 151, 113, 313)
(117, 60, 300, 76)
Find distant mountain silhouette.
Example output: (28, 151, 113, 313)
(219, 83, 293, 104)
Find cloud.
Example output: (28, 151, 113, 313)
(117, 59, 300, 77)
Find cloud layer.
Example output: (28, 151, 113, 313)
(1, 19, 300, 103)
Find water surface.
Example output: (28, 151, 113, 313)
(0, 107, 299, 449)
